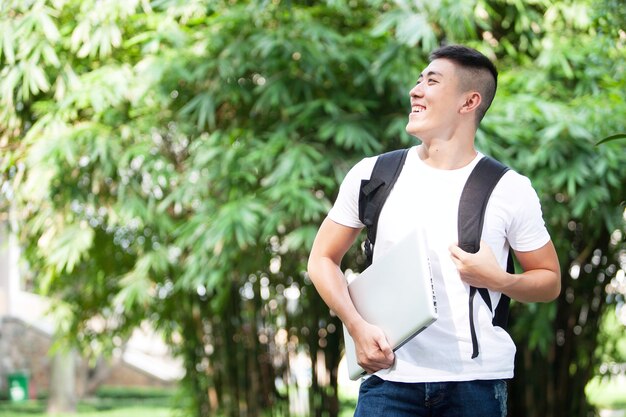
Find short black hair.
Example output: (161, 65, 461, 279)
(429, 45, 498, 123)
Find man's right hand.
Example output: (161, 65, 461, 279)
(351, 320, 395, 374)
(307, 218, 395, 374)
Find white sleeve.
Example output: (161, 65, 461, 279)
(505, 173, 551, 252)
(327, 157, 377, 229)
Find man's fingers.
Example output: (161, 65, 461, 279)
(360, 355, 394, 375)
(377, 335, 394, 361)
(448, 243, 468, 259)
(357, 336, 395, 374)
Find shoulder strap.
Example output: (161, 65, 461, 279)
(458, 156, 510, 253)
(358, 148, 410, 267)
(459, 156, 513, 359)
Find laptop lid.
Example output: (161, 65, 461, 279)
(343, 227, 438, 380)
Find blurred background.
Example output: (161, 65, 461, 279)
(0, 0, 624, 416)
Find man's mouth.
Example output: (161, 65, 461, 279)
(411, 105, 426, 113)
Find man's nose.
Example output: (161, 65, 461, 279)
(410, 82, 424, 97)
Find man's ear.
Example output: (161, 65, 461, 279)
(459, 92, 482, 115)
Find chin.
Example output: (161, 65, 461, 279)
(405, 123, 423, 138)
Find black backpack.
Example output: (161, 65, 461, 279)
(358, 148, 514, 358)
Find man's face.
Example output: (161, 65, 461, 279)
(405, 58, 466, 139)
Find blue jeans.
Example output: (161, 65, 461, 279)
(353, 376, 508, 417)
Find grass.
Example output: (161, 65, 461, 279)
(0, 385, 178, 417)
(0, 397, 174, 417)
(0, 404, 174, 417)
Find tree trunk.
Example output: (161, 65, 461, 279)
(47, 349, 77, 414)
(323, 315, 343, 417)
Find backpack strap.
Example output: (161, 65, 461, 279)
(358, 148, 410, 267)
(458, 156, 512, 359)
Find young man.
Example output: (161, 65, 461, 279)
(307, 45, 561, 416)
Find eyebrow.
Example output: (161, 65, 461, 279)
(417, 70, 443, 81)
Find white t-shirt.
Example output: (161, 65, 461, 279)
(328, 146, 550, 383)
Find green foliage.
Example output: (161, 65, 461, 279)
(1, 0, 624, 417)
(586, 375, 626, 410)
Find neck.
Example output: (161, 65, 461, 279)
(416, 136, 477, 170)
(409, 117, 478, 169)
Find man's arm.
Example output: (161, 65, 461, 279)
(307, 217, 395, 374)
(449, 240, 561, 302)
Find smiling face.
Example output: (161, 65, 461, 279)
(405, 58, 470, 141)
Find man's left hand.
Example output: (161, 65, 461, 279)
(448, 240, 506, 291)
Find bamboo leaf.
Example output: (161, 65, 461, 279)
(0, 21, 16, 64)
(45, 224, 95, 274)
(595, 133, 626, 146)
(38, 9, 61, 43)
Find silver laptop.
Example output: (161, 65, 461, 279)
(343, 227, 438, 380)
